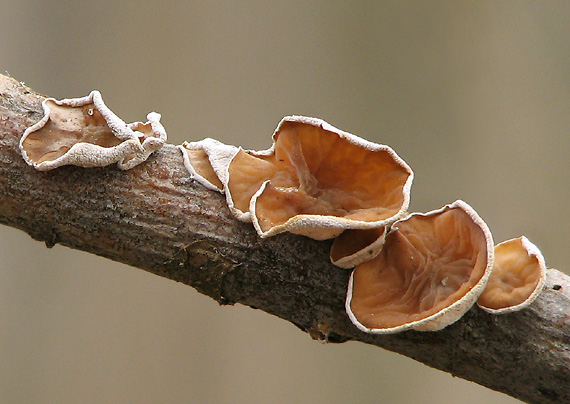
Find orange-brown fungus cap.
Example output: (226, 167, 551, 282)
(178, 139, 239, 192)
(346, 200, 493, 333)
(477, 236, 546, 314)
(20, 91, 166, 170)
(185, 147, 224, 190)
(21, 98, 121, 166)
(330, 227, 387, 269)
(226, 116, 413, 239)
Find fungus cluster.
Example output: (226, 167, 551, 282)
(180, 116, 413, 240)
(21, 96, 547, 334)
(178, 115, 547, 333)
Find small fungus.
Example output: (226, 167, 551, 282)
(346, 200, 494, 333)
(330, 227, 387, 268)
(223, 116, 413, 239)
(178, 138, 239, 193)
(20, 91, 166, 171)
(477, 236, 546, 314)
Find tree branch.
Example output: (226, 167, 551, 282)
(1, 74, 568, 404)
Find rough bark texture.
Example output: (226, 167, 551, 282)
(1, 74, 568, 404)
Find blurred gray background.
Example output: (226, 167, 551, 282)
(1, 2, 568, 403)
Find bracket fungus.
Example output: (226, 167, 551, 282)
(477, 236, 546, 314)
(330, 227, 387, 268)
(178, 138, 239, 193)
(195, 116, 414, 239)
(346, 200, 494, 334)
(17, 85, 555, 341)
(20, 90, 166, 171)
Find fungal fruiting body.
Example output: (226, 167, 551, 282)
(19, 90, 550, 335)
(346, 200, 494, 333)
(20, 91, 166, 170)
(241, 117, 413, 239)
(178, 138, 239, 193)
(180, 116, 413, 240)
(477, 236, 546, 314)
(330, 227, 387, 268)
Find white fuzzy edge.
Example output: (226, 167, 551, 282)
(118, 112, 167, 170)
(345, 199, 495, 334)
(246, 116, 414, 238)
(250, 182, 411, 239)
(20, 90, 166, 171)
(179, 140, 223, 193)
(132, 112, 168, 150)
(330, 227, 387, 269)
(477, 236, 547, 314)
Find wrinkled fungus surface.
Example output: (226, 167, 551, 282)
(227, 116, 413, 239)
(20, 91, 166, 170)
(347, 200, 493, 333)
(478, 236, 545, 313)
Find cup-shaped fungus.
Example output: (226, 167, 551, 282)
(20, 91, 166, 171)
(226, 116, 413, 239)
(477, 236, 546, 314)
(346, 200, 494, 333)
(330, 227, 387, 268)
(178, 138, 239, 193)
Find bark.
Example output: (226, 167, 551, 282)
(0, 74, 568, 404)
